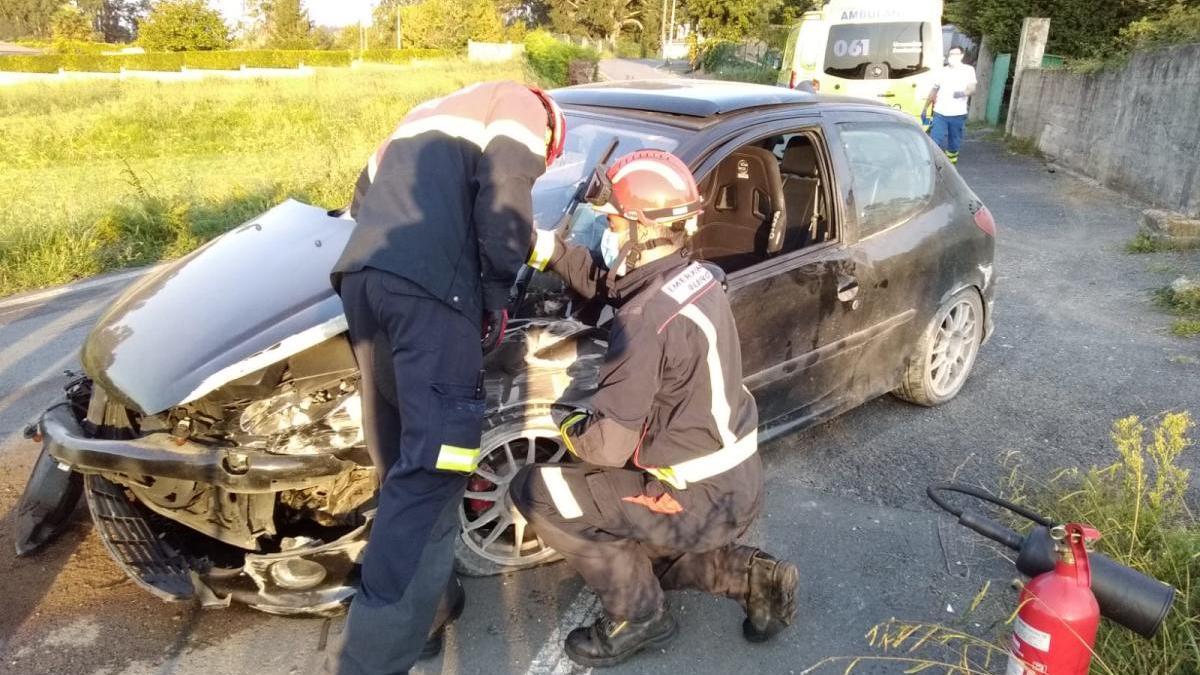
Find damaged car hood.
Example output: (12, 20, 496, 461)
(82, 200, 352, 414)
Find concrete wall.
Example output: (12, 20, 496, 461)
(1009, 43, 1200, 216)
(467, 41, 524, 62)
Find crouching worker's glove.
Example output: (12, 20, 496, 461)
(551, 408, 590, 457)
(481, 308, 508, 356)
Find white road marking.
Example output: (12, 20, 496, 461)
(524, 588, 600, 675)
(0, 267, 151, 311)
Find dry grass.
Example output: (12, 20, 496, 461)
(0, 59, 525, 296)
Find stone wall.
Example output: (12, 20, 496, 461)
(1008, 43, 1200, 216)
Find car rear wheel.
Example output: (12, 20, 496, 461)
(894, 288, 984, 407)
(454, 406, 566, 577)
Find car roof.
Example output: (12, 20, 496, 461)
(551, 78, 883, 118)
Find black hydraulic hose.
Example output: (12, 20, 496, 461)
(926, 482, 1054, 527)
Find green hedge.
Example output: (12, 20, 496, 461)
(0, 55, 62, 73)
(0, 49, 364, 73)
(523, 30, 599, 87)
(359, 48, 452, 64)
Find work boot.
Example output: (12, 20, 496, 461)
(743, 550, 799, 643)
(564, 601, 678, 668)
(419, 576, 466, 659)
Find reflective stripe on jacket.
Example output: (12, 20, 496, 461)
(539, 231, 759, 484)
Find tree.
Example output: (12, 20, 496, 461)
(0, 0, 61, 38)
(945, 0, 1187, 58)
(395, 0, 503, 49)
(371, 0, 502, 49)
(262, 0, 314, 48)
(95, 0, 151, 42)
(137, 0, 229, 50)
(51, 3, 98, 43)
(685, 0, 780, 41)
(547, 0, 643, 47)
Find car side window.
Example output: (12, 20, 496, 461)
(691, 127, 834, 274)
(837, 122, 934, 238)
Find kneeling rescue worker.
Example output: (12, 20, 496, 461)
(511, 149, 800, 668)
(324, 81, 566, 674)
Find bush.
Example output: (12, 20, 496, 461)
(523, 30, 599, 87)
(50, 4, 98, 47)
(707, 63, 779, 84)
(1121, 4, 1200, 50)
(697, 39, 738, 72)
(1009, 413, 1199, 674)
(138, 0, 231, 52)
(0, 55, 63, 73)
(359, 48, 453, 65)
(615, 38, 643, 59)
(0, 50, 357, 73)
(302, 50, 353, 67)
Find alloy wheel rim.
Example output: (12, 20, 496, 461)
(928, 300, 980, 397)
(459, 429, 566, 566)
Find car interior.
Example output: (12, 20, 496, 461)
(691, 132, 833, 273)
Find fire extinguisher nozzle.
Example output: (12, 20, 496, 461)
(957, 509, 1024, 550)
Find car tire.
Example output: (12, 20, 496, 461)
(894, 288, 984, 407)
(454, 404, 568, 577)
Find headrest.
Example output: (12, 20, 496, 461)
(781, 139, 819, 179)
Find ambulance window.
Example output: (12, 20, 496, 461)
(824, 22, 932, 79)
(838, 121, 934, 238)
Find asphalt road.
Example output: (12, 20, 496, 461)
(0, 134, 1196, 675)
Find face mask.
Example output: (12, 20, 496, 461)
(600, 228, 622, 269)
(948, 53, 963, 66)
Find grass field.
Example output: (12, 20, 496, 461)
(0, 59, 526, 297)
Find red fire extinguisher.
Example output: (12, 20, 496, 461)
(1007, 523, 1102, 675)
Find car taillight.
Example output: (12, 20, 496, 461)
(788, 70, 797, 89)
(973, 205, 996, 237)
(811, 79, 820, 91)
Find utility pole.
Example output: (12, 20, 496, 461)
(668, 0, 676, 45)
(660, 0, 668, 57)
(396, 12, 402, 49)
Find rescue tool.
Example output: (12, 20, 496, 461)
(927, 483, 1175, 649)
(508, 137, 620, 317)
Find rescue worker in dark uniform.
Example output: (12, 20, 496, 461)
(324, 81, 566, 675)
(511, 150, 799, 668)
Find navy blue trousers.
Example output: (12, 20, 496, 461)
(326, 268, 483, 675)
(930, 113, 966, 163)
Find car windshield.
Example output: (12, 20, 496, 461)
(532, 114, 682, 252)
(824, 22, 931, 79)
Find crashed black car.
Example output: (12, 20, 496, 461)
(16, 80, 996, 615)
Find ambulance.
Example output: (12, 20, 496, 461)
(777, 0, 944, 116)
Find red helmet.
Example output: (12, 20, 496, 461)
(528, 86, 566, 167)
(594, 149, 702, 232)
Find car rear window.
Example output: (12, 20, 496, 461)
(824, 22, 932, 79)
(838, 121, 934, 238)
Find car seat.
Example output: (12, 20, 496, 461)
(780, 137, 824, 249)
(691, 147, 785, 271)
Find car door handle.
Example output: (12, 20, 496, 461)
(837, 276, 860, 303)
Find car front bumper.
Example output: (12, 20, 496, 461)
(35, 403, 368, 615)
(38, 404, 354, 493)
